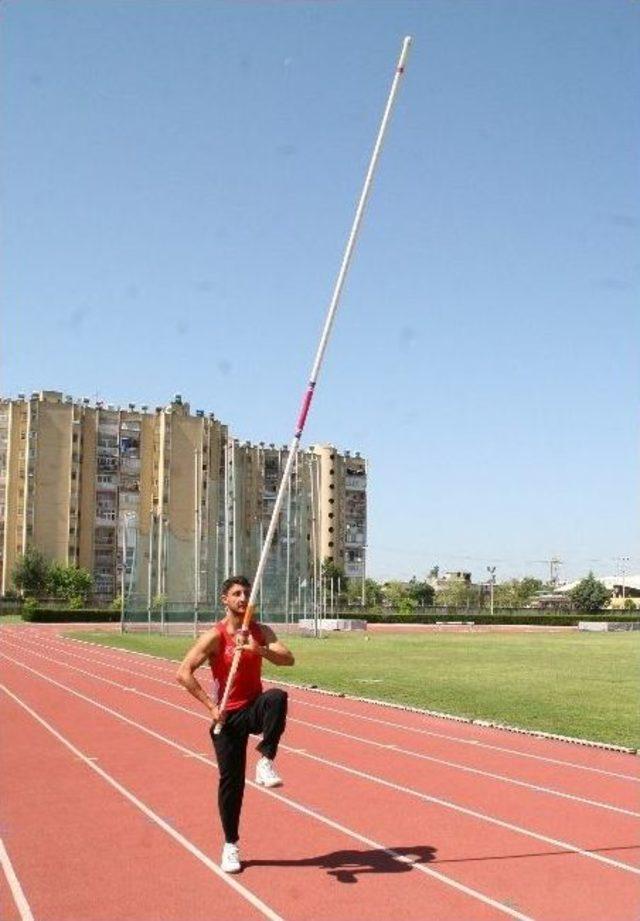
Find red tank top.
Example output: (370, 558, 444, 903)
(210, 620, 264, 711)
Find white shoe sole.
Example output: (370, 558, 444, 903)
(221, 862, 241, 874)
(255, 777, 283, 788)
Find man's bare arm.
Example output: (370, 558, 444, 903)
(176, 629, 220, 717)
(258, 625, 295, 666)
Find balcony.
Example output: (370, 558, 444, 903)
(120, 456, 140, 475)
(345, 531, 366, 547)
(119, 492, 139, 509)
(345, 561, 364, 578)
(97, 458, 119, 475)
(96, 476, 117, 490)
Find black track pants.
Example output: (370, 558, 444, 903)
(209, 688, 288, 843)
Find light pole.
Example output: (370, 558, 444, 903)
(619, 556, 630, 602)
(487, 566, 496, 616)
(120, 511, 134, 632)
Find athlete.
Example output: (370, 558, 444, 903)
(176, 575, 295, 873)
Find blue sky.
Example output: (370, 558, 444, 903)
(2, 1, 638, 583)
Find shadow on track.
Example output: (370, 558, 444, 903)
(243, 845, 437, 882)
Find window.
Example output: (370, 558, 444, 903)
(328, 527, 334, 533)
(328, 541, 334, 548)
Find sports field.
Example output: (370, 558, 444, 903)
(3, 622, 639, 921)
(67, 629, 640, 748)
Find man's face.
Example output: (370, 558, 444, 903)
(222, 582, 250, 617)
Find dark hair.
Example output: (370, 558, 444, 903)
(221, 575, 251, 596)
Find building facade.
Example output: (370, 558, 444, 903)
(0, 391, 367, 615)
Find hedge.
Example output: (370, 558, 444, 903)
(21, 609, 120, 623)
(340, 612, 640, 627)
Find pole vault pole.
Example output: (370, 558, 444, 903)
(214, 36, 412, 734)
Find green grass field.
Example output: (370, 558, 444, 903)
(66, 630, 640, 749)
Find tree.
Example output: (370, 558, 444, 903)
(428, 565, 439, 580)
(407, 577, 435, 607)
(435, 580, 482, 608)
(321, 558, 344, 583)
(381, 580, 409, 609)
(569, 573, 610, 613)
(493, 577, 543, 608)
(47, 563, 93, 603)
(12, 548, 49, 597)
(345, 577, 383, 607)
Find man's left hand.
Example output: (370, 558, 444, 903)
(234, 631, 261, 656)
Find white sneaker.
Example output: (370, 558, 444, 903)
(255, 756, 283, 788)
(221, 842, 241, 873)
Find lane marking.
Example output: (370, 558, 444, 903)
(276, 687, 640, 782)
(46, 631, 640, 782)
(0, 684, 283, 921)
(0, 657, 541, 920)
(5, 636, 637, 818)
(2, 648, 638, 883)
(289, 717, 640, 818)
(0, 837, 34, 921)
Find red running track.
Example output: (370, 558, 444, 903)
(1, 624, 639, 921)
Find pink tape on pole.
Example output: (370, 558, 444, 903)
(295, 383, 315, 436)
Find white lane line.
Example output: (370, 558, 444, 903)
(272, 685, 640, 782)
(46, 632, 640, 782)
(0, 683, 283, 921)
(289, 718, 640, 818)
(6, 636, 637, 819)
(0, 837, 34, 921)
(0, 660, 535, 921)
(2, 648, 638, 881)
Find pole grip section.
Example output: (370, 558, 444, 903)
(295, 383, 316, 436)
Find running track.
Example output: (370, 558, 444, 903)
(1, 624, 639, 921)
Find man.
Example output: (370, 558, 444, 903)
(176, 575, 295, 873)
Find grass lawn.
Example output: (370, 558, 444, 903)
(66, 630, 640, 749)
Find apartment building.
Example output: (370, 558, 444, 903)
(312, 444, 367, 580)
(0, 392, 367, 612)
